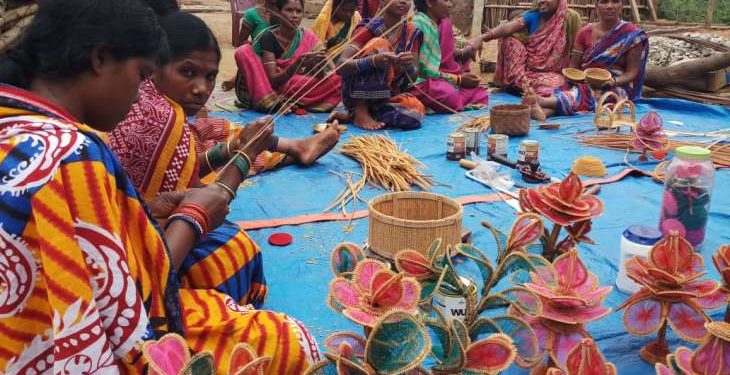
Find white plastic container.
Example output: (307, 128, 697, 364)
(616, 225, 663, 294)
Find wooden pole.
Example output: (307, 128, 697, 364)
(628, 0, 641, 23)
(471, 0, 485, 37)
(645, 52, 730, 87)
(706, 0, 717, 28)
(647, 0, 659, 22)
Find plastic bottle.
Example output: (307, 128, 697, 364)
(616, 225, 663, 294)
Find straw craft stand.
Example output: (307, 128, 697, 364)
(594, 92, 636, 133)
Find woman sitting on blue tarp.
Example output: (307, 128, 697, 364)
(524, 0, 648, 120)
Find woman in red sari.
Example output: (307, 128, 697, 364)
(233, 0, 342, 113)
(525, 0, 648, 119)
(481, 0, 581, 96)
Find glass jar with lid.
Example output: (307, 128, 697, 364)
(659, 146, 715, 247)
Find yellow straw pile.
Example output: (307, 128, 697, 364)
(327, 135, 432, 214)
(572, 156, 608, 177)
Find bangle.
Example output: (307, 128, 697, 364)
(215, 180, 237, 201)
(208, 142, 227, 166)
(231, 152, 251, 178)
(178, 203, 211, 230)
(235, 150, 253, 168)
(204, 150, 215, 172)
(171, 204, 210, 235)
(225, 140, 232, 158)
(456, 74, 462, 87)
(167, 213, 204, 238)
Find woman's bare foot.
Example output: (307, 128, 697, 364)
(353, 101, 384, 130)
(285, 122, 342, 165)
(221, 75, 236, 91)
(328, 110, 352, 123)
(522, 88, 547, 121)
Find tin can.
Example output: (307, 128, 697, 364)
(432, 277, 477, 322)
(447, 132, 466, 161)
(487, 134, 508, 159)
(463, 128, 481, 156)
(518, 140, 540, 168)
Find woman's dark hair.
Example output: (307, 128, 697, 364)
(0, 0, 164, 89)
(141, 0, 180, 16)
(275, 0, 304, 10)
(414, 0, 429, 13)
(158, 11, 221, 64)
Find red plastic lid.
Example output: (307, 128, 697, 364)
(268, 232, 293, 246)
(295, 107, 307, 116)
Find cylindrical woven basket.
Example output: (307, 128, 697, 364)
(368, 192, 463, 259)
(490, 104, 530, 136)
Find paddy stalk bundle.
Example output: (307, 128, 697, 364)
(328, 135, 432, 214)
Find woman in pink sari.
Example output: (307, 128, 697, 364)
(233, 0, 342, 113)
(411, 0, 488, 113)
(481, 0, 581, 96)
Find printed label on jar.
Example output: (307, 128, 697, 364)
(432, 277, 476, 322)
(488, 134, 508, 158)
(447, 132, 465, 160)
(518, 140, 540, 164)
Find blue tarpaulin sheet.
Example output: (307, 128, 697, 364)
(215, 93, 729, 373)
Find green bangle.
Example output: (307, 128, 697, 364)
(208, 142, 227, 166)
(231, 153, 251, 178)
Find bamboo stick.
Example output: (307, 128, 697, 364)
(0, 3, 37, 30)
(0, 16, 33, 53)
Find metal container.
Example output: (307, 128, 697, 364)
(463, 128, 481, 156)
(432, 277, 477, 322)
(487, 134, 508, 159)
(518, 140, 540, 168)
(447, 132, 466, 161)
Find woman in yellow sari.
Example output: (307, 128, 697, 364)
(0, 1, 319, 374)
(312, 0, 362, 60)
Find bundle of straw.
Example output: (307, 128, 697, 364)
(579, 134, 730, 167)
(327, 135, 432, 213)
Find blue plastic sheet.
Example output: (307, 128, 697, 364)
(215, 93, 729, 373)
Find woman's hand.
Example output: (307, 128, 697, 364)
(236, 117, 275, 165)
(299, 51, 327, 73)
(182, 186, 230, 231)
(396, 52, 415, 67)
(371, 52, 397, 69)
(459, 73, 481, 89)
(149, 191, 186, 227)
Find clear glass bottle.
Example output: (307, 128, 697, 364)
(659, 146, 715, 247)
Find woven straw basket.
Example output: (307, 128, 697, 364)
(368, 192, 463, 259)
(490, 104, 530, 136)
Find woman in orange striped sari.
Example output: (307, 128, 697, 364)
(0, 1, 318, 374)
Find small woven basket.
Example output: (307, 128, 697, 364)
(368, 192, 463, 259)
(490, 104, 530, 136)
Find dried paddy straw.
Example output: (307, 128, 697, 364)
(457, 115, 491, 132)
(579, 134, 730, 167)
(327, 135, 432, 214)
